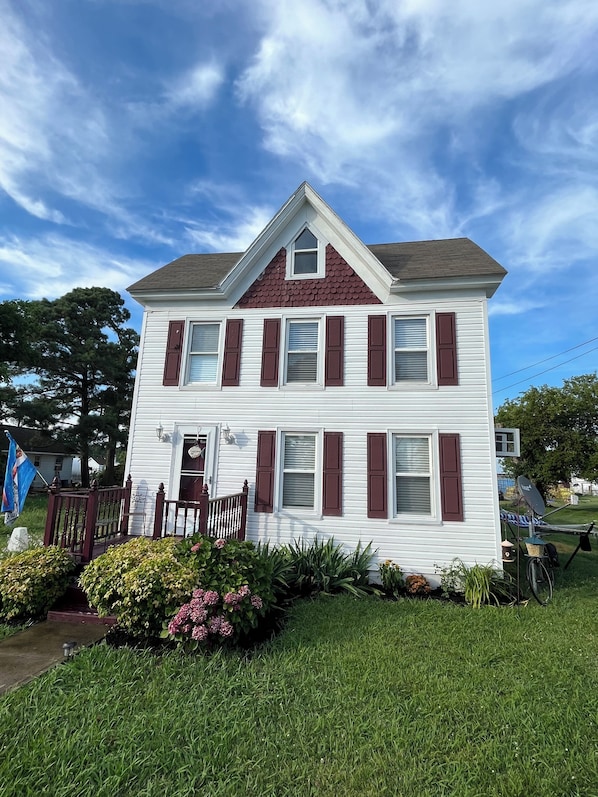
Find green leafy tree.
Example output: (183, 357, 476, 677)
(1, 289, 139, 487)
(495, 374, 598, 494)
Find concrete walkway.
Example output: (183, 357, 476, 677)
(0, 621, 109, 695)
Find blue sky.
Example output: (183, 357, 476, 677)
(1, 0, 597, 410)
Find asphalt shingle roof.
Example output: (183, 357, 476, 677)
(127, 237, 506, 295)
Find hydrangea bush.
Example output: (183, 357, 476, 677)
(165, 583, 266, 649)
(0, 546, 75, 622)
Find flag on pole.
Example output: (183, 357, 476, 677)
(2, 431, 37, 525)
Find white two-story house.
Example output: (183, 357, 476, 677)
(125, 182, 507, 580)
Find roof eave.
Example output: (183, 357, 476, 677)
(390, 274, 505, 298)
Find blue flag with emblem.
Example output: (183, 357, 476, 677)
(2, 431, 37, 525)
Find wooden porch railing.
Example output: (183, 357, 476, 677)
(152, 481, 249, 541)
(43, 476, 133, 563)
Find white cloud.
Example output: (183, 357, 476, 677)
(166, 63, 225, 109)
(0, 233, 151, 300)
(181, 181, 275, 251)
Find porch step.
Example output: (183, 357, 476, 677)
(47, 585, 116, 626)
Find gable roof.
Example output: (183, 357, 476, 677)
(128, 238, 506, 294)
(127, 182, 506, 302)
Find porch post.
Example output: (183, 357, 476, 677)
(153, 483, 165, 539)
(43, 476, 62, 548)
(238, 480, 249, 541)
(119, 474, 133, 536)
(198, 484, 209, 536)
(82, 481, 99, 563)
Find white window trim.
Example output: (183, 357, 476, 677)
(389, 312, 437, 389)
(282, 315, 324, 387)
(183, 320, 223, 388)
(170, 424, 219, 500)
(274, 428, 323, 517)
(285, 224, 327, 280)
(389, 429, 441, 523)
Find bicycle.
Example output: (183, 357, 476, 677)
(524, 534, 554, 605)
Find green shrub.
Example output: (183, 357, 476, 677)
(79, 537, 197, 637)
(379, 559, 404, 597)
(282, 538, 378, 598)
(0, 546, 75, 622)
(437, 558, 517, 607)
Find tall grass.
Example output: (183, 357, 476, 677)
(1, 539, 597, 796)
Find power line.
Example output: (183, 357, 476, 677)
(492, 335, 598, 383)
(493, 344, 598, 395)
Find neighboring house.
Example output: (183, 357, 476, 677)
(125, 182, 507, 581)
(1, 425, 73, 489)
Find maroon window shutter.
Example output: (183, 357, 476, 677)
(163, 320, 185, 386)
(325, 316, 344, 387)
(368, 315, 386, 386)
(439, 433, 464, 521)
(222, 319, 243, 386)
(260, 319, 281, 387)
(436, 312, 458, 386)
(367, 433, 387, 518)
(255, 431, 276, 513)
(323, 432, 343, 516)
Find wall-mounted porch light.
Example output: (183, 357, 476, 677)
(156, 423, 170, 443)
(222, 423, 235, 445)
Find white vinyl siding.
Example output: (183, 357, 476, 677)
(394, 317, 429, 382)
(285, 320, 319, 383)
(394, 435, 432, 515)
(187, 323, 220, 383)
(282, 433, 316, 508)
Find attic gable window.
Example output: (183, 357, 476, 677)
(287, 227, 325, 279)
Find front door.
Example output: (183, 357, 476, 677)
(178, 434, 208, 501)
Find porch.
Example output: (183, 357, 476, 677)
(43, 476, 249, 563)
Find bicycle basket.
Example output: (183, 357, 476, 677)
(524, 536, 545, 557)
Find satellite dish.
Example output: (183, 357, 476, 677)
(517, 476, 546, 516)
(187, 444, 204, 460)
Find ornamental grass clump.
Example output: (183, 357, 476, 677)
(282, 538, 378, 598)
(79, 537, 197, 637)
(0, 545, 75, 622)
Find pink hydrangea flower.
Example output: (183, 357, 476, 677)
(219, 620, 234, 638)
(250, 595, 263, 610)
(168, 619, 180, 635)
(208, 616, 222, 634)
(224, 592, 237, 605)
(191, 542, 202, 552)
(214, 538, 227, 549)
(192, 588, 205, 599)
(190, 605, 207, 624)
(191, 624, 209, 641)
(203, 590, 219, 605)
(238, 585, 250, 597)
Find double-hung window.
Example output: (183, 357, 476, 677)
(285, 319, 319, 384)
(187, 322, 220, 384)
(394, 435, 432, 516)
(393, 317, 429, 383)
(282, 433, 316, 509)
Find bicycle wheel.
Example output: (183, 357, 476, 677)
(526, 557, 553, 605)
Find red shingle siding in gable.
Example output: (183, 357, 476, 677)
(235, 245, 382, 309)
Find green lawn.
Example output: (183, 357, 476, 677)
(0, 493, 48, 553)
(1, 539, 598, 797)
